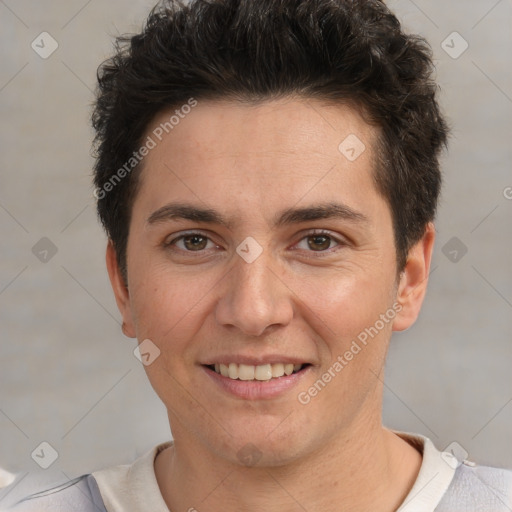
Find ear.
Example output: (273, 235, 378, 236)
(392, 222, 436, 332)
(106, 240, 136, 338)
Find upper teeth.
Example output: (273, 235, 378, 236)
(213, 363, 303, 381)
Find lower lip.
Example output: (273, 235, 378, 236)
(202, 365, 312, 400)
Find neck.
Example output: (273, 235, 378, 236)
(155, 412, 422, 512)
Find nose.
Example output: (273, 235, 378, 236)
(215, 246, 294, 337)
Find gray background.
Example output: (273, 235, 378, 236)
(1, 0, 511, 505)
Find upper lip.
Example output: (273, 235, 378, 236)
(201, 355, 312, 366)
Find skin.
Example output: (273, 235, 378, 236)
(107, 97, 435, 512)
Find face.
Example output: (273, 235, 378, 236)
(107, 97, 434, 466)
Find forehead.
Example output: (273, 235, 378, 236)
(146, 97, 376, 162)
(132, 97, 384, 226)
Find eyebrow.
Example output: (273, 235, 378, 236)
(146, 201, 369, 230)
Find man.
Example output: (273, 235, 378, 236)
(5, 0, 512, 510)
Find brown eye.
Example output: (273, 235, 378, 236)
(307, 234, 332, 251)
(166, 232, 215, 253)
(294, 230, 344, 255)
(181, 234, 209, 251)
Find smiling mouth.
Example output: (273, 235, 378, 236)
(204, 363, 311, 381)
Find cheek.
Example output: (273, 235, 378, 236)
(127, 261, 213, 346)
(293, 271, 395, 427)
(129, 268, 212, 403)
(292, 263, 395, 340)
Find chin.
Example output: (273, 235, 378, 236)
(211, 420, 311, 468)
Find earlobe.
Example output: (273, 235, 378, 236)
(106, 241, 136, 338)
(392, 223, 436, 332)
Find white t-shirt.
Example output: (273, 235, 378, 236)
(4, 430, 512, 511)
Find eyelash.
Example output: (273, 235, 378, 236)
(165, 229, 346, 257)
